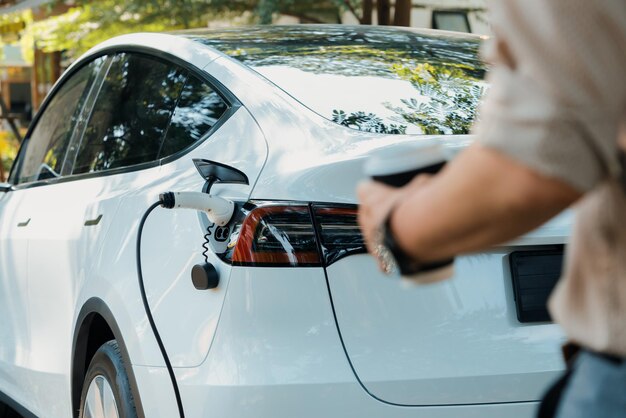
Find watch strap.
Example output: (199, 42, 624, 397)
(383, 211, 454, 276)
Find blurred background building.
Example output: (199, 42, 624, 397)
(0, 0, 489, 180)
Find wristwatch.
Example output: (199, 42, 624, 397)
(375, 209, 453, 276)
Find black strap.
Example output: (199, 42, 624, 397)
(537, 367, 574, 418)
(536, 343, 581, 418)
(619, 149, 626, 194)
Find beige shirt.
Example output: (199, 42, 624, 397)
(475, 0, 626, 355)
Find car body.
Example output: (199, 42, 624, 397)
(0, 25, 571, 418)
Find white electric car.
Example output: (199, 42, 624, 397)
(0, 26, 571, 418)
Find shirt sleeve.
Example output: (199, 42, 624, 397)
(474, 0, 626, 192)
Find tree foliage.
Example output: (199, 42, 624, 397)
(194, 24, 486, 136)
(203, 0, 410, 26)
(386, 62, 486, 134)
(5, 0, 415, 62)
(332, 110, 406, 134)
(331, 61, 487, 136)
(208, 0, 345, 24)
(0, 130, 20, 179)
(334, 0, 411, 26)
(17, 0, 358, 60)
(22, 0, 224, 61)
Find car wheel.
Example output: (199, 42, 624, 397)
(79, 340, 137, 418)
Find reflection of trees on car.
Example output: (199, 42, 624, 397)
(332, 62, 486, 135)
(195, 25, 484, 73)
(161, 77, 228, 157)
(73, 53, 229, 175)
(194, 25, 487, 136)
(385, 62, 487, 135)
(332, 110, 407, 134)
(74, 54, 186, 174)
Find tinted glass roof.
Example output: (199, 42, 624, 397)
(182, 25, 484, 72)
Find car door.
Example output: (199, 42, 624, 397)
(0, 186, 31, 402)
(135, 74, 268, 369)
(17, 52, 191, 416)
(77, 52, 268, 370)
(0, 56, 107, 413)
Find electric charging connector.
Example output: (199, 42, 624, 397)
(159, 191, 235, 226)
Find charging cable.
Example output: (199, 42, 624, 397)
(135, 192, 235, 418)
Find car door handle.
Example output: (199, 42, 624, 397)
(84, 214, 103, 226)
(17, 218, 31, 227)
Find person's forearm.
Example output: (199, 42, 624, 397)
(391, 144, 582, 262)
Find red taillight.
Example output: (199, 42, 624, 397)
(223, 202, 365, 267)
(231, 204, 321, 267)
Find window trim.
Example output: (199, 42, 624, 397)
(10, 45, 241, 191)
(10, 57, 109, 186)
(431, 10, 472, 33)
(61, 56, 114, 177)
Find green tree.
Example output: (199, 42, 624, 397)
(332, 110, 407, 134)
(24, 0, 224, 61)
(334, 0, 412, 26)
(21, 0, 418, 60)
(0, 131, 20, 181)
(209, 0, 345, 24)
(25, 0, 356, 60)
(386, 62, 486, 134)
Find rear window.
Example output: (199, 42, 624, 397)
(187, 26, 487, 135)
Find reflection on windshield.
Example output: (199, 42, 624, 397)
(187, 25, 487, 135)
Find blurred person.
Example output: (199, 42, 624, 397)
(357, 1, 626, 417)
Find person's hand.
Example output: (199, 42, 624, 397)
(356, 175, 432, 270)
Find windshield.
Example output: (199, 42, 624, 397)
(186, 25, 487, 135)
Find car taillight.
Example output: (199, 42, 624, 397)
(222, 202, 365, 267)
(231, 204, 320, 267)
(312, 205, 366, 266)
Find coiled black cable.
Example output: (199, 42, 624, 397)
(136, 201, 185, 418)
(201, 222, 214, 264)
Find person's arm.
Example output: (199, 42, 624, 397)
(358, 0, 625, 267)
(357, 143, 581, 264)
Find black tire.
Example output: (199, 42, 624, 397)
(79, 340, 137, 418)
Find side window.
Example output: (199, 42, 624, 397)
(16, 57, 106, 184)
(72, 53, 186, 175)
(159, 74, 229, 158)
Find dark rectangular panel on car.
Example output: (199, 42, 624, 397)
(509, 247, 564, 323)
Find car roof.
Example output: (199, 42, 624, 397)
(176, 24, 484, 43)
(176, 24, 484, 66)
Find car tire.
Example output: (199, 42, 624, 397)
(79, 340, 137, 418)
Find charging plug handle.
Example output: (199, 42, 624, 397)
(159, 191, 235, 226)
